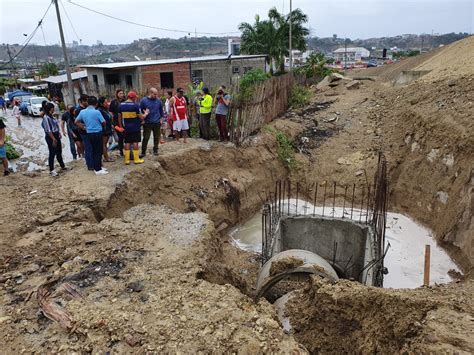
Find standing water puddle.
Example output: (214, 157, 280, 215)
(230, 199, 461, 289)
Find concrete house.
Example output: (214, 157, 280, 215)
(81, 54, 267, 95)
(333, 47, 370, 66)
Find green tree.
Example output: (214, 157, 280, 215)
(239, 7, 309, 74)
(39, 62, 59, 77)
(295, 52, 335, 78)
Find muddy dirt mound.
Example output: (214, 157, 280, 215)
(286, 277, 473, 354)
(415, 35, 474, 81)
(352, 49, 442, 83)
(0, 204, 302, 353)
(374, 74, 474, 271)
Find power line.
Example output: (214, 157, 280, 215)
(60, 0, 82, 44)
(67, 0, 240, 36)
(1, 0, 54, 67)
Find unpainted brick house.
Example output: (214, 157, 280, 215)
(81, 55, 267, 95)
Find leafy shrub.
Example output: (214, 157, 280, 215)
(239, 68, 271, 101)
(276, 131, 297, 170)
(5, 135, 21, 160)
(289, 85, 313, 108)
(295, 52, 336, 78)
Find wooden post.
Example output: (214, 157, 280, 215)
(423, 245, 431, 287)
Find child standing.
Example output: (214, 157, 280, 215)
(12, 101, 21, 127)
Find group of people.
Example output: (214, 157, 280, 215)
(39, 84, 231, 177)
(0, 85, 232, 177)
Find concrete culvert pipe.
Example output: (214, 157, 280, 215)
(255, 249, 339, 301)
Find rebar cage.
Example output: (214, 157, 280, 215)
(261, 152, 389, 286)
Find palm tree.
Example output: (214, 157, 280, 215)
(239, 7, 309, 74)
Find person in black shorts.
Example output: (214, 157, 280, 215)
(118, 91, 149, 165)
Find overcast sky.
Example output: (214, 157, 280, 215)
(1, 0, 472, 45)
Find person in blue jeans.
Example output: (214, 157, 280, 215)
(41, 103, 67, 177)
(74, 94, 93, 170)
(75, 96, 108, 175)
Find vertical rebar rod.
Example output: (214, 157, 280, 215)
(366, 185, 371, 223)
(282, 180, 286, 216)
(332, 182, 336, 217)
(296, 182, 299, 216)
(350, 183, 355, 220)
(278, 180, 282, 217)
(342, 185, 348, 218)
(305, 184, 310, 215)
(313, 182, 318, 216)
(287, 179, 291, 215)
(322, 182, 327, 216)
(359, 185, 365, 223)
(262, 209, 265, 265)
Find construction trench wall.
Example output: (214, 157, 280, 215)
(272, 215, 378, 284)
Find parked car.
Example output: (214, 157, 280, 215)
(27, 96, 49, 117)
(367, 59, 378, 67)
(20, 101, 29, 115)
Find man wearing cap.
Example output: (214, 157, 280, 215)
(139, 87, 163, 157)
(169, 88, 189, 143)
(118, 91, 149, 164)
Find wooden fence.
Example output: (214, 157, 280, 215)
(228, 73, 297, 145)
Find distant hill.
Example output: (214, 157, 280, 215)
(0, 32, 470, 69)
(308, 32, 471, 54)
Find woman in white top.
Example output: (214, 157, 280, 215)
(12, 101, 21, 127)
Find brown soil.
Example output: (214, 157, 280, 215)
(1, 37, 473, 353)
(270, 257, 304, 276)
(286, 277, 473, 354)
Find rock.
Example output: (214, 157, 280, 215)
(127, 281, 145, 292)
(328, 72, 349, 82)
(355, 170, 364, 176)
(442, 153, 454, 168)
(337, 151, 365, 166)
(0, 316, 12, 324)
(124, 334, 139, 347)
(427, 149, 439, 163)
(411, 142, 420, 152)
(436, 191, 449, 204)
(345, 80, 361, 90)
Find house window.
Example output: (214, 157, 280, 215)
(191, 70, 203, 84)
(92, 74, 98, 84)
(105, 74, 120, 85)
(232, 66, 240, 74)
(125, 75, 133, 87)
(160, 72, 174, 89)
(244, 66, 253, 74)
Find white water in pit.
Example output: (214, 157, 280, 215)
(230, 199, 462, 289)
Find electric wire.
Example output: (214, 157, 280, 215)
(1, 0, 54, 67)
(60, 0, 82, 44)
(67, 0, 240, 36)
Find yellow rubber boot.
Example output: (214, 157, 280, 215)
(133, 150, 144, 164)
(124, 149, 131, 165)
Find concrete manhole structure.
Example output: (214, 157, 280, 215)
(256, 154, 389, 300)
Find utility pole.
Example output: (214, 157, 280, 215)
(6, 44, 18, 88)
(53, 0, 75, 105)
(289, 0, 293, 71)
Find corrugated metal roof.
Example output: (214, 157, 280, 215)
(333, 47, 369, 53)
(80, 54, 267, 69)
(43, 70, 88, 83)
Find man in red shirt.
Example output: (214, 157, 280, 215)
(168, 88, 189, 143)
